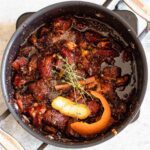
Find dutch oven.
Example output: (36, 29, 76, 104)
(1, 1, 147, 148)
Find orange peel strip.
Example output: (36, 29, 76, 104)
(70, 91, 111, 135)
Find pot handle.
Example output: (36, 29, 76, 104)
(0, 128, 24, 150)
(122, 0, 150, 39)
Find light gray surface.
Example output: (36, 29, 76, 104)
(0, 0, 150, 150)
(0, 115, 42, 150)
(0, 145, 5, 150)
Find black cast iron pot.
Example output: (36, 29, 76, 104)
(1, 1, 147, 148)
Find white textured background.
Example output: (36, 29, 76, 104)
(0, 0, 150, 150)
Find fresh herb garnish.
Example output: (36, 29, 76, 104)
(56, 54, 93, 102)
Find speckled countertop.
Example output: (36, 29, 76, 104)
(0, 0, 150, 150)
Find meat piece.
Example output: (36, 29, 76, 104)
(38, 34, 52, 49)
(29, 34, 45, 51)
(116, 75, 130, 87)
(97, 41, 111, 49)
(66, 125, 79, 138)
(75, 31, 84, 44)
(87, 101, 100, 116)
(29, 79, 50, 101)
(79, 40, 88, 49)
(29, 34, 38, 46)
(20, 46, 37, 57)
(43, 109, 69, 130)
(53, 18, 72, 33)
(87, 59, 101, 76)
(82, 59, 100, 76)
(28, 55, 38, 75)
(48, 90, 59, 100)
(38, 55, 53, 79)
(27, 103, 46, 117)
(27, 103, 47, 127)
(13, 75, 27, 88)
(33, 114, 43, 127)
(101, 83, 113, 94)
(43, 126, 57, 134)
(15, 93, 34, 112)
(100, 82, 116, 100)
(16, 93, 34, 107)
(85, 31, 100, 43)
(103, 66, 121, 80)
(12, 57, 28, 70)
(93, 49, 119, 57)
(61, 48, 74, 64)
(66, 120, 80, 138)
(80, 57, 90, 71)
(39, 27, 49, 36)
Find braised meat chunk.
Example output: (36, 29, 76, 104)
(102, 66, 121, 80)
(43, 109, 69, 130)
(15, 93, 34, 112)
(38, 55, 54, 79)
(12, 57, 28, 70)
(29, 79, 50, 101)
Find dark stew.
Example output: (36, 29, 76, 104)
(11, 15, 137, 142)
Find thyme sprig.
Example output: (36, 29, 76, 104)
(57, 54, 93, 102)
